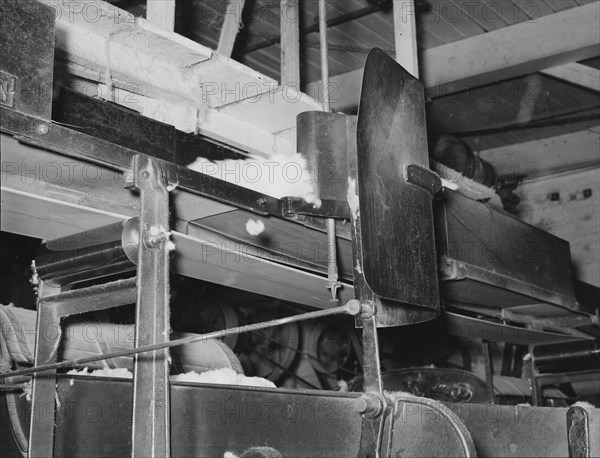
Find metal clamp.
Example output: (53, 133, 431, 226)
(404, 164, 442, 198)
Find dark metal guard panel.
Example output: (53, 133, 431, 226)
(0, 0, 55, 120)
(356, 48, 439, 310)
(436, 189, 578, 309)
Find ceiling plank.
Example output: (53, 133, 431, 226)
(541, 62, 600, 92)
(478, 127, 600, 178)
(305, 3, 600, 110)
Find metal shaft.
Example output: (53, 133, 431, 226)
(319, 0, 331, 113)
(0, 301, 362, 380)
(318, 0, 342, 302)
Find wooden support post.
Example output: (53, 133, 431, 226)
(218, 0, 246, 58)
(147, 0, 176, 32)
(393, 0, 419, 78)
(280, 0, 300, 86)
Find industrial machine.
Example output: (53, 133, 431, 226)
(1, 1, 599, 457)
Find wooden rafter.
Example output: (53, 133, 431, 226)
(393, 0, 419, 78)
(541, 63, 600, 93)
(305, 3, 600, 110)
(280, 0, 300, 86)
(217, 0, 246, 58)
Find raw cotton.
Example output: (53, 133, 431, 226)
(245, 219, 265, 236)
(67, 367, 133, 378)
(171, 367, 275, 388)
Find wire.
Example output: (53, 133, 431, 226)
(0, 301, 361, 379)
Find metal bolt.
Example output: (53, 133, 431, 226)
(354, 392, 384, 418)
(36, 124, 49, 135)
(360, 301, 376, 318)
(142, 171, 150, 179)
(145, 225, 169, 248)
(345, 299, 362, 316)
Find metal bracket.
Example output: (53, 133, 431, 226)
(281, 197, 351, 219)
(0, 71, 17, 108)
(404, 164, 442, 198)
(27, 279, 137, 457)
(356, 301, 387, 458)
(567, 406, 590, 458)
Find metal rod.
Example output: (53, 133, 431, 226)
(0, 301, 362, 379)
(319, 0, 331, 113)
(326, 218, 342, 301)
(318, 0, 341, 302)
(241, 3, 386, 54)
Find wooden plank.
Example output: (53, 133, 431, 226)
(216, 86, 322, 134)
(146, 0, 176, 31)
(42, 1, 324, 158)
(393, 0, 419, 77)
(422, 3, 600, 90)
(280, 0, 301, 86)
(1, 187, 124, 240)
(0, 134, 237, 228)
(305, 3, 600, 110)
(480, 127, 600, 178)
(0, 187, 354, 310)
(217, 0, 246, 58)
(190, 209, 354, 280)
(541, 62, 600, 92)
(195, 106, 296, 157)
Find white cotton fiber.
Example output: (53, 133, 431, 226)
(171, 367, 276, 388)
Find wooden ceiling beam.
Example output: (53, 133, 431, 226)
(393, 0, 419, 78)
(305, 3, 600, 110)
(41, 0, 327, 157)
(280, 0, 300, 86)
(479, 127, 600, 179)
(217, 0, 246, 58)
(541, 63, 600, 93)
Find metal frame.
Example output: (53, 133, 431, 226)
(28, 155, 172, 457)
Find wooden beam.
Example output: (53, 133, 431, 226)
(280, 0, 300, 86)
(541, 62, 600, 93)
(146, 0, 176, 31)
(306, 4, 600, 110)
(217, 0, 246, 58)
(479, 127, 600, 179)
(41, 1, 324, 158)
(393, 0, 418, 78)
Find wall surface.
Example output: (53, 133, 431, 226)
(516, 167, 600, 286)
